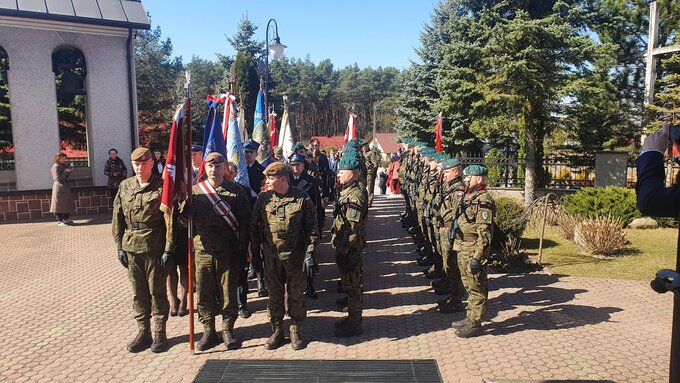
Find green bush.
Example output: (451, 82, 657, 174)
(494, 197, 527, 240)
(562, 187, 640, 226)
(485, 148, 503, 187)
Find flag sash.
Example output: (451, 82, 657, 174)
(197, 180, 239, 236)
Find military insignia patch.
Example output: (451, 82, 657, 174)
(482, 211, 489, 220)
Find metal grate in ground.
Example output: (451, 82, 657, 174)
(194, 359, 443, 382)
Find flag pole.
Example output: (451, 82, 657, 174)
(184, 71, 195, 352)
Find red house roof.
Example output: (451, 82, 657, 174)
(310, 136, 346, 150)
(371, 132, 401, 154)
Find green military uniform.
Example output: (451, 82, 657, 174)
(452, 165, 494, 338)
(250, 162, 319, 349)
(332, 155, 369, 337)
(112, 147, 172, 353)
(436, 159, 466, 311)
(362, 143, 381, 206)
(191, 153, 251, 350)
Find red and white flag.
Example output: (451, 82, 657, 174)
(161, 103, 185, 214)
(269, 111, 278, 148)
(434, 112, 443, 153)
(344, 111, 358, 143)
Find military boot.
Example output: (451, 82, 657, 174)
(334, 317, 350, 329)
(223, 330, 240, 350)
(434, 284, 451, 295)
(417, 257, 433, 267)
(437, 296, 451, 307)
(196, 330, 220, 351)
(451, 318, 472, 329)
(335, 296, 348, 307)
(430, 278, 444, 289)
(150, 330, 168, 353)
(127, 330, 152, 353)
(256, 273, 268, 297)
(455, 321, 482, 338)
(334, 320, 363, 338)
(264, 326, 284, 350)
(426, 269, 443, 279)
(439, 301, 464, 314)
(290, 329, 305, 350)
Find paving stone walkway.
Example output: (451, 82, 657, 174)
(0, 194, 672, 382)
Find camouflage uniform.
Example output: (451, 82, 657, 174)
(112, 166, 172, 350)
(452, 184, 494, 326)
(363, 148, 381, 205)
(191, 179, 251, 334)
(438, 176, 466, 308)
(250, 185, 319, 333)
(332, 181, 368, 334)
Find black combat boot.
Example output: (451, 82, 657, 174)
(431, 278, 444, 288)
(334, 320, 363, 338)
(150, 330, 168, 353)
(256, 273, 268, 297)
(439, 301, 465, 314)
(223, 330, 240, 350)
(417, 257, 433, 267)
(289, 329, 305, 350)
(434, 284, 451, 295)
(127, 329, 152, 353)
(335, 296, 348, 307)
(426, 269, 443, 279)
(196, 329, 220, 351)
(451, 318, 472, 329)
(334, 317, 350, 329)
(264, 326, 284, 350)
(455, 321, 482, 338)
(437, 296, 451, 307)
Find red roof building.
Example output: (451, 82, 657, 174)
(310, 136, 346, 151)
(370, 132, 401, 160)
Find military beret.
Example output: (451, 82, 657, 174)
(204, 152, 226, 164)
(464, 164, 488, 176)
(264, 161, 288, 177)
(191, 145, 203, 152)
(273, 146, 283, 155)
(441, 158, 462, 170)
(360, 140, 370, 147)
(293, 142, 306, 152)
(338, 155, 360, 170)
(244, 140, 260, 151)
(131, 147, 152, 161)
(289, 154, 306, 164)
(420, 147, 435, 155)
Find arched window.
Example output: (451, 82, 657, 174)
(0, 46, 13, 171)
(52, 47, 89, 167)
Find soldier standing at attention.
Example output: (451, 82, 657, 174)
(451, 165, 495, 338)
(112, 147, 173, 353)
(332, 154, 368, 337)
(361, 141, 380, 207)
(190, 153, 251, 351)
(250, 162, 319, 350)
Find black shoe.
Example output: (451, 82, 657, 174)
(426, 270, 443, 280)
(456, 322, 482, 338)
(335, 296, 348, 306)
(239, 307, 251, 319)
(439, 302, 465, 314)
(334, 317, 350, 329)
(257, 289, 268, 297)
(417, 258, 433, 267)
(178, 308, 188, 317)
(305, 288, 318, 299)
(434, 285, 451, 295)
(451, 318, 472, 330)
(437, 297, 451, 307)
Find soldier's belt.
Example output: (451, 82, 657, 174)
(127, 222, 158, 230)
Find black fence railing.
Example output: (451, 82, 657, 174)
(0, 157, 89, 171)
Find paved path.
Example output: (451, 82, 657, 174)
(0, 194, 672, 382)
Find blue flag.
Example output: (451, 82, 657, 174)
(203, 100, 227, 160)
(252, 88, 270, 163)
(225, 95, 252, 190)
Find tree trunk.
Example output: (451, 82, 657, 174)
(523, 101, 537, 206)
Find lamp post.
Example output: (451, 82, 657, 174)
(372, 100, 384, 149)
(264, 19, 286, 115)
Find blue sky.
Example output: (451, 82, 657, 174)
(142, 0, 439, 69)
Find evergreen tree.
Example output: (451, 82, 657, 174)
(0, 47, 12, 160)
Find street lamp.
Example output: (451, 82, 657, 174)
(264, 18, 286, 114)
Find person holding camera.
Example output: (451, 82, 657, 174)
(636, 123, 680, 216)
(50, 153, 74, 226)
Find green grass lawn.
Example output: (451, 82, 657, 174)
(521, 226, 678, 280)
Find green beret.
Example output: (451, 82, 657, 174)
(420, 147, 435, 155)
(131, 147, 152, 162)
(441, 158, 462, 170)
(293, 142, 306, 152)
(464, 164, 488, 176)
(338, 155, 360, 170)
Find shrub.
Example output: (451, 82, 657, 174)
(485, 148, 504, 187)
(494, 197, 527, 240)
(562, 187, 639, 226)
(556, 212, 582, 241)
(573, 215, 628, 257)
(489, 235, 525, 271)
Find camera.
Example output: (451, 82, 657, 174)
(650, 269, 680, 297)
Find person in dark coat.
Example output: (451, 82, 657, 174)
(636, 123, 680, 217)
(152, 149, 165, 178)
(50, 153, 74, 226)
(244, 140, 266, 194)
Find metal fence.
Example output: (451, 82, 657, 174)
(0, 157, 89, 171)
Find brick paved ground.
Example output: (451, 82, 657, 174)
(0, 194, 672, 383)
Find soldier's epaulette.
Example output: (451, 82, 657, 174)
(479, 201, 494, 210)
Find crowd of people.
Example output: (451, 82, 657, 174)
(110, 138, 379, 353)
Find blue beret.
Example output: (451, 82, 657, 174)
(464, 164, 488, 176)
(191, 145, 203, 152)
(243, 140, 260, 151)
(289, 154, 306, 164)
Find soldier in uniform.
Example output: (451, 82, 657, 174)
(332, 154, 368, 337)
(361, 141, 381, 207)
(451, 165, 495, 338)
(189, 153, 251, 351)
(244, 140, 266, 194)
(112, 147, 173, 353)
(250, 162, 319, 350)
(435, 158, 466, 313)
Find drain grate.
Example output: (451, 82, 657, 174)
(194, 359, 443, 382)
